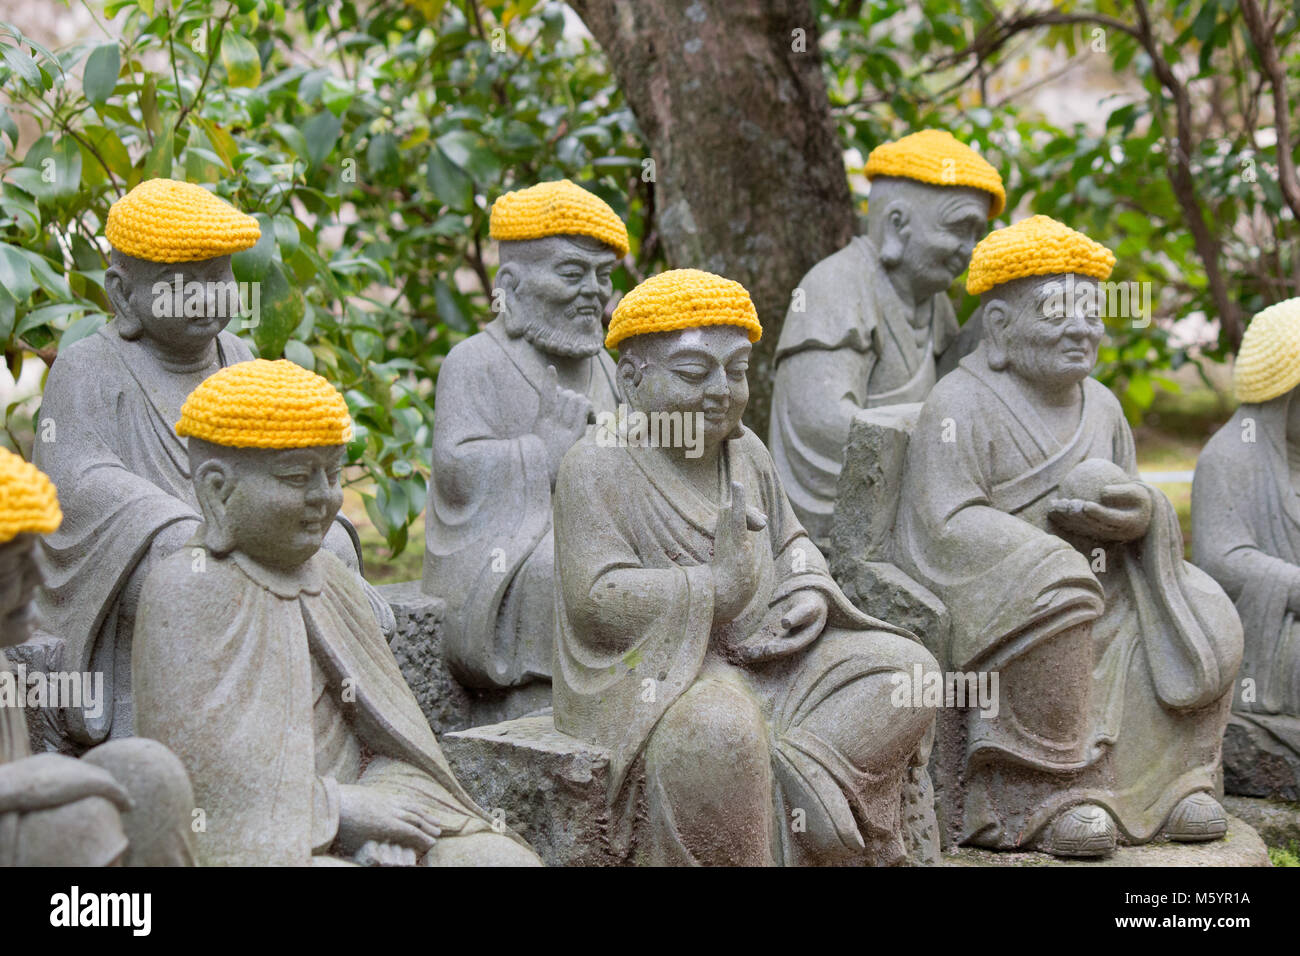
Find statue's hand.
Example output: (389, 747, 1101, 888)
(0, 753, 131, 816)
(336, 785, 441, 857)
(534, 364, 593, 479)
(728, 589, 827, 664)
(712, 481, 768, 622)
(354, 840, 420, 867)
(1048, 482, 1152, 542)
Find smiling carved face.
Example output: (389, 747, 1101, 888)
(620, 325, 752, 450)
(1002, 273, 1105, 388)
(214, 445, 345, 571)
(502, 235, 619, 358)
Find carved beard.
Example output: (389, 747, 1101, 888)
(508, 303, 605, 358)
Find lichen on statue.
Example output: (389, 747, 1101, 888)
(769, 129, 1006, 545)
(132, 360, 541, 866)
(422, 179, 626, 698)
(33, 178, 390, 746)
(893, 216, 1242, 857)
(552, 269, 939, 866)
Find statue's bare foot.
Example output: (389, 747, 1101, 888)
(1163, 792, 1227, 843)
(1039, 803, 1116, 858)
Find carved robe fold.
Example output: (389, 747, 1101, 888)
(423, 318, 620, 688)
(553, 427, 936, 865)
(134, 548, 520, 866)
(769, 237, 959, 543)
(1193, 395, 1300, 756)
(895, 348, 1242, 844)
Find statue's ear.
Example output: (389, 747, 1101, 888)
(194, 459, 236, 555)
(617, 353, 644, 397)
(494, 263, 525, 335)
(983, 298, 1012, 371)
(105, 264, 143, 340)
(879, 201, 911, 268)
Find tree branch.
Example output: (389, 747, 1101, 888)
(1240, 0, 1300, 223)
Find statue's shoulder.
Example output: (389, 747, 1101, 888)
(48, 323, 120, 378)
(138, 548, 243, 630)
(557, 432, 628, 492)
(1081, 375, 1124, 418)
(216, 329, 254, 362)
(776, 238, 876, 355)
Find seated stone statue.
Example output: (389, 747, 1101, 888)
(34, 178, 391, 746)
(133, 360, 540, 866)
(552, 269, 938, 866)
(423, 180, 624, 698)
(0, 447, 195, 866)
(769, 130, 1005, 543)
(894, 216, 1242, 856)
(1193, 296, 1300, 799)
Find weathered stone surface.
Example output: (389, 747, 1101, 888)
(3, 631, 75, 755)
(381, 581, 553, 736)
(442, 715, 630, 867)
(443, 713, 940, 867)
(830, 403, 922, 568)
(1223, 713, 1300, 801)
(943, 815, 1270, 866)
(1222, 795, 1300, 847)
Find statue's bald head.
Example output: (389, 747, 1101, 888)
(865, 176, 990, 300)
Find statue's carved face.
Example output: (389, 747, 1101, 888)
(869, 178, 989, 300)
(0, 534, 40, 648)
(620, 325, 751, 449)
(995, 273, 1104, 387)
(199, 445, 345, 570)
(106, 252, 238, 353)
(498, 235, 618, 358)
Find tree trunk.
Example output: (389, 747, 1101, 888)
(569, 0, 855, 438)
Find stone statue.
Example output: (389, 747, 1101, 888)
(552, 269, 938, 866)
(0, 447, 195, 866)
(423, 180, 624, 705)
(1192, 296, 1300, 800)
(892, 216, 1242, 856)
(34, 178, 391, 746)
(133, 360, 540, 866)
(769, 130, 1005, 543)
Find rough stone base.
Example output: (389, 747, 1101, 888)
(944, 815, 1270, 866)
(1223, 713, 1300, 802)
(442, 715, 629, 867)
(1223, 794, 1300, 848)
(443, 713, 939, 867)
(379, 581, 553, 736)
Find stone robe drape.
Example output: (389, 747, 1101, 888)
(553, 427, 934, 865)
(1193, 395, 1300, 755)
(895, 348, 1242, 844)
(424, 318, 620, 688)
(134, 548, 519, 866)
(34, 325, 253, 744)
(769, 237, 959, 542)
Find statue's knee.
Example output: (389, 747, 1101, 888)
(82, 738, 196, 866)
(14, 795, 128, 867)
(652, 680, 768, 767)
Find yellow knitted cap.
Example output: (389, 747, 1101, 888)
(176, 360, 353, 449)
(966, 215, 1115, 296)
(106, 178, 261, 263)
(606, 268, 761, 349)
(1234, 297, 1300, 403)
(489, 179, 630, 258)
(865, 129, 1006, 219)
(0, 447, 61, 545)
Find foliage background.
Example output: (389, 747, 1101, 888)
(1, 0, 1297, 556)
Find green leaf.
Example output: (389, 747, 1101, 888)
(232, 212, 274, 282)
(300, 110, 342, 168)
(58, 311, 107, 349)
(141, 128, 173, 180)
(1, 41, 41, 87)
(426, 145, 473, 210)
(253, 261, 304, 357)
(83, 43, 120, 105)
(366, 132, 399, 181)
(0, 244, 34, 302)
(321, 76, 354, 117)
(220, 33, 261, 88)
(283, 338, 314, 369)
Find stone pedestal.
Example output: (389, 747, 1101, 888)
(3, 632, 75, 755)
(379, 581, 554, 736)
(1222, 713, 1300, 802)
(442, 715, 631, 867)
(1223, 794, 1300, 848)
(943, 815, 1270, 866)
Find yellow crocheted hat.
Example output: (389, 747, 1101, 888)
(966, 215, 1115, 296)
(0, 447, 61, 545)
(865, 129, 1006, 219)
(176, 360, 353, 449)
(489, 179, 630, 258)
(1234, 297, 1300, 404)
(106, 178, 261, 263)
(606, 268, 761, 349)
